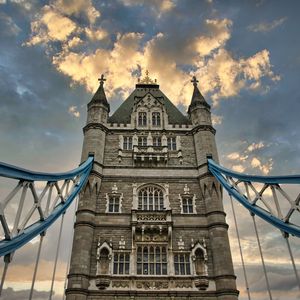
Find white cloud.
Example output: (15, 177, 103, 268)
(120, 0, 175, 12)
(248, 17, 287, 33)
(25, 11, 279, 108)
(232, 164, 246, 173)
(85, 27, 108, 41)
(247, 141, 265, 152)
(211, 114, 223, 126)
(26, 5, 77, 45)
(68, 105, 80, 118)
(193, 18, 232, 56)
(54, 0, 100, 24)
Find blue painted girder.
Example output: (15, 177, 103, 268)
(208, 159, 300, 238)
(0, 156, 93, 257)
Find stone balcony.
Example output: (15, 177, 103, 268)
(133, 145, 168, 162)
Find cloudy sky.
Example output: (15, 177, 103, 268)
(0, 0, 300, 299)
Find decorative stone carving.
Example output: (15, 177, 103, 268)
(194, 277, 209, 290)
(136, 281, 169, 290)
(136, 213, 166, 221)
(96, 276, 110, 289)
(112, 281, 130, 288)
(178, 236, 185, 250)
(119, 236, 125, 249)
(183, 184, 190, 194)
(112, 183, 118, 193)
(175, 281, 193, 288)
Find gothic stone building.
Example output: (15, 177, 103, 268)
(66, 73, 238, 300)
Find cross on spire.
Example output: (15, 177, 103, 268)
(191, 76, 199, 87)
(98, 74, 106, 86)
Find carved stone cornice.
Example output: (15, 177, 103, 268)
(83, 122, 109, 133)
(191, 124, 216, 135)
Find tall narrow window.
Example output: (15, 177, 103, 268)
(123, 136, 132, 150)
(137, 246, 167, 275)
(108, 196, 120, 213)
(113, 252, 130, 274)
(138, 136, 147, 146)
(153, 137, 161, 147)
(174, 253, 191, 275)
(138, 186, 164, 210)
(182, 198, 193, 213)
(138, 112, 147, 126)
(152, 112, 161, 126)
(167, 137, 176, 150)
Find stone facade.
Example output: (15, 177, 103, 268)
(66, 74, 238, 300)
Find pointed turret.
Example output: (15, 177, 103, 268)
(188, 76, 212, 126)
(86, 74, 110, 125)
(88, 74, 110, 112)
(188, 76, 210, 114)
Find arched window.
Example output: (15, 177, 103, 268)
(138, 186, 164, 210)
(195, 248, 205, 275)
(137, 245, 167, 275)
(99, 248, 110, 275)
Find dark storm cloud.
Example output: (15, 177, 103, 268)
(0, 13, 89, 170)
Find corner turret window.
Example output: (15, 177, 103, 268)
(138, 112, 147, 126)
(152, 112, 161, 126)
(167, 137, 176, 150)
(108, 196, 120, 213)
(174, 253, 191, 275)
(182, 198, 193, 213)
(138, 186, 164, 210)
(123, 136, 132, 150)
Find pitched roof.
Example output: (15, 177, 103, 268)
(108, 84, 190, 125)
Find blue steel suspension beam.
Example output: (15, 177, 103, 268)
(208, 159, 300, 238)
(0, 156, 93, 257)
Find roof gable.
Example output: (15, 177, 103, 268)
(108, 85, 190, 125)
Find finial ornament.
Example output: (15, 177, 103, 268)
(191, 75, 199, 87)
(98, 74, 106, 86)
(138, 70, 157, 85)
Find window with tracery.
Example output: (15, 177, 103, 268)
(113, 252, 130, 275)
(152, 112, 161, 126)
(153, 136, 161, 147)
(138, 112, 147, 126)
(137, 245, 167, 275)
(138, 186, 164, 210)
(123, 136, 132, 150)
(167, 137, 176, 150)
(108, 196, 120, 213)
(174, 253, 191, 275)
(182, 198, 193, 213)
(138, 136, 147, 146)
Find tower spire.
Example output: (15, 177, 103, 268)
(188, 75, 210, 114)
(89, 74, 110, 112)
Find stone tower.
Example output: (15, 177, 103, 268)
(66, 72, 238, 300)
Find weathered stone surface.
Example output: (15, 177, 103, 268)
(66, 81, 238, 300)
